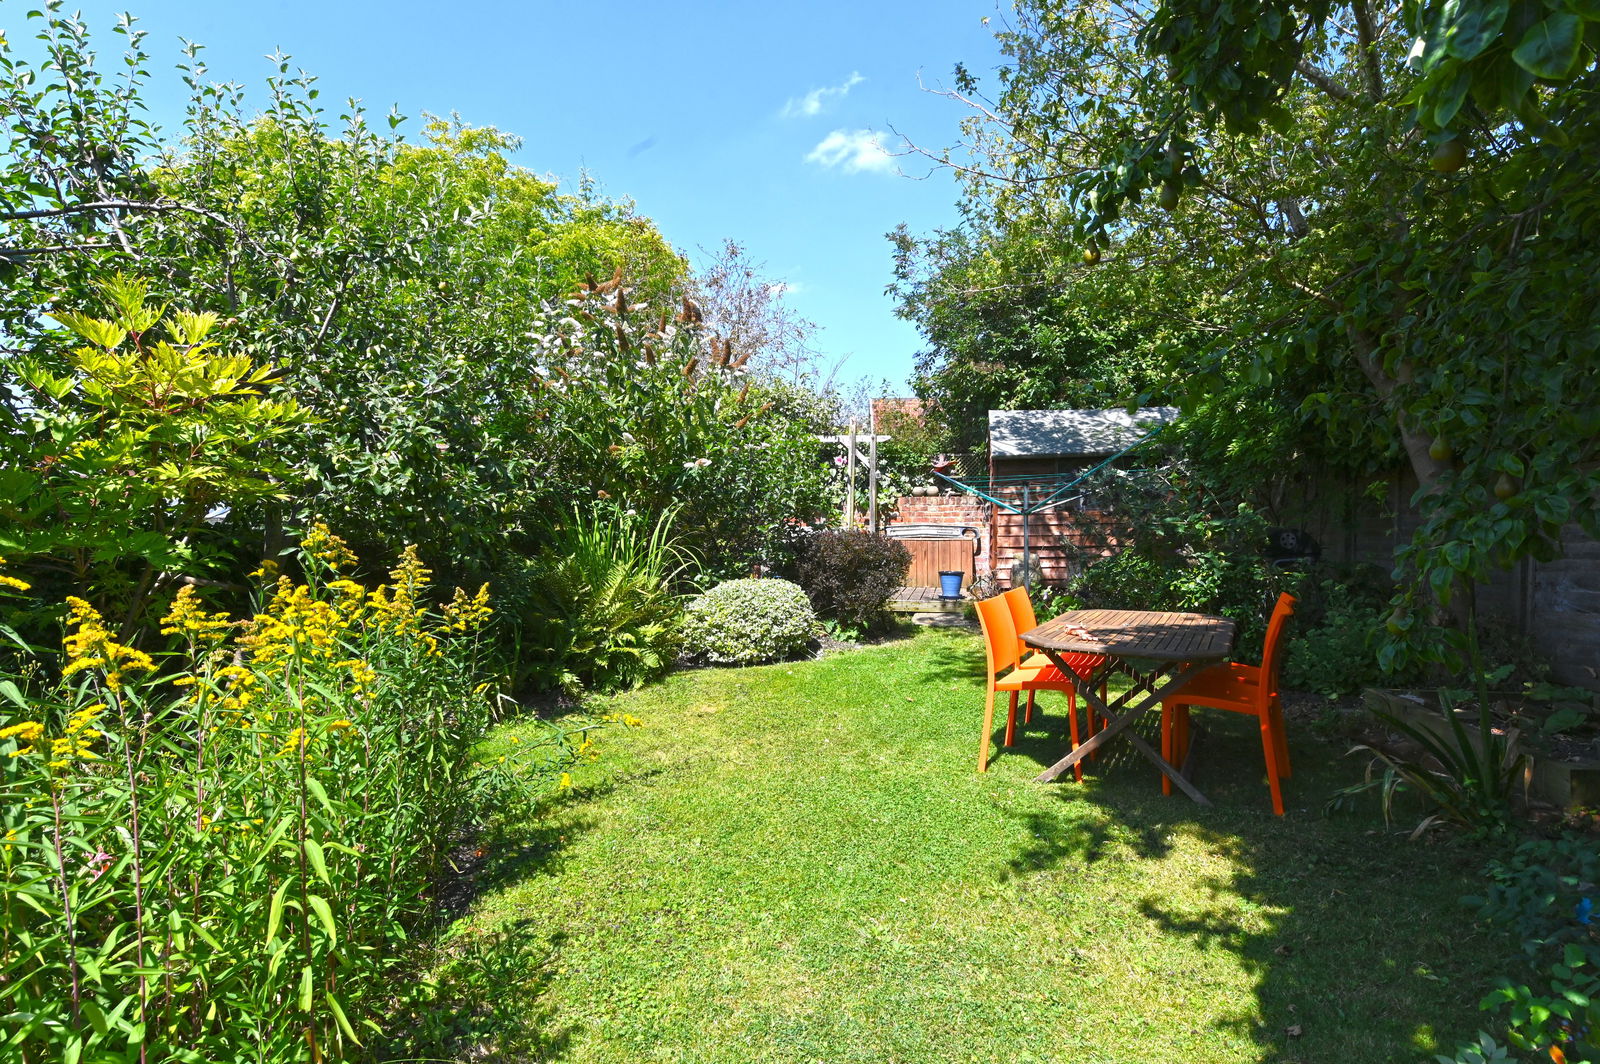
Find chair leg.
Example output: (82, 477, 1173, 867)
(1004, 691, 1018, 748)
(1161, 704, 1174, 797)
(1163, 704, 1191, 797)
(1024, 690, 1036, 725)
(978, 688, 997, 772)
(1259, 712, 1286, 815)
(1270, 700, 1291, 779)
(1066, 690, 1084, 783)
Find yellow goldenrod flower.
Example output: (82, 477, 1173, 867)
(62, 598, 155, 692)
(558, 772, 573, 790)
(302, 522, 358, 570)
(160, 586, 233, 644)
(442, 582, 493, 633)
(0, 556, 30, 593)
(1, 720, 45, 756)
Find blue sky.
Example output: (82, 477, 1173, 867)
(54, 1, 1008, 394)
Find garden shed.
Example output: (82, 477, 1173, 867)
(984, 406, 1178, 586)
(885, 406, 1177, 601)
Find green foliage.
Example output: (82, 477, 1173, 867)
(1451, 834, 1600, 1062)
(1065, 472, 1277, 653)
(795, 532, 911, 631)
(889, 221, 1176, 454)
(1281, 570, 1400, 698)
(0, 276, 313, 633)
(0, 531, 581, 1063)
(682, 579, 818, 666)
(911, 0, 1600, 674)
(1337, 685, 1526, 835)
(1436, 1032, 1517, 1064)
(515, 507, 693, 697)
(527, 294, 834, 582)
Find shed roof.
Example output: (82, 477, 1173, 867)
(988, 406, 1179, 459)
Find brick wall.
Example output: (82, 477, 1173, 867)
(893, 494, 987, 527)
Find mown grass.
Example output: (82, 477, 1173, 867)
(450, 627, 1501, 1063)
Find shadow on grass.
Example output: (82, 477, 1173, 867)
(998, 709, 1499, 1062)
(379, 922, 577, 1062)
(404, 768, 665, 1060)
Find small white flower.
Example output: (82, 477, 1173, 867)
(695, 457, 712, 468)
(683, 461, 697, 470)
(622, 432, 636, 445)
(625, 509, 637, 517)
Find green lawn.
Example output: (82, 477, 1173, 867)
(446, 627, 1500, 1063)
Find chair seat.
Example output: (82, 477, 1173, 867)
(1165, 661, 1268, 711)
(995, 663, 1079, 691)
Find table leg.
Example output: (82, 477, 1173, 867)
(1032, 656, 1213, 807)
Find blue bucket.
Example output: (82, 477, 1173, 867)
(938, 570, 963, 599)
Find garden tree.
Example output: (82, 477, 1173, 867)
(0, 276, 312, 635)
(916, 0, 1600, 665)
(888, 220, 1185, 454)
(0, 7, 689, 588)
(535, 279, 835, 577)
(692, 238, 828, 387)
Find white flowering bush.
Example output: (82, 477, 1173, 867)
(682, 579, 818, 665)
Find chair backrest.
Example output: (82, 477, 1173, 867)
(1259, 592, 1298, 704)
(975, 594, 1021, 679)
(1002, 586, 1038, 660)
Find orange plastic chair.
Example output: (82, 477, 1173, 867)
(1001, 586, 1107, 730)
(1160, 592, 1297, 814)
(976, 594, 1086, 777)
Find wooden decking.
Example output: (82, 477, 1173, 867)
(886, 585, 969, 614)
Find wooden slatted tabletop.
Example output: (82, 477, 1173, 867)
(1024, 609, 1235, 663)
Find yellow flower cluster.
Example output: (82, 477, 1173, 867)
(47, 704, 104, 769)
(214, 664, 257, 712)
(1, 703, 103, 770)
(376, 545, 430, 634)
(1, 720, 45, 756)
(334, 659, 377, 699)
(160, 586, 233, 646)
(442, 583, 493, 633)
(302, 522, 358, 570)
(0, 555, 30, 593)
(62, 598, 155, 692)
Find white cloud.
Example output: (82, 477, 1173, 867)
(805, 129, 897, 175)
(781, 72, 864, 118)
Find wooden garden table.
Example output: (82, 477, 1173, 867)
(1021, 609, 1236, 805)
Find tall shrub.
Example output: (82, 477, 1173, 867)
(795, 532, 911, 632)
(1, 276, 312, 634)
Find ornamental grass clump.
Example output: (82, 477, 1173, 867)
(682, 578, 818, 666)
(0, 528, 569, 1064)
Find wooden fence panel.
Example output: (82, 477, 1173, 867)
(902, 539, 976, 587)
